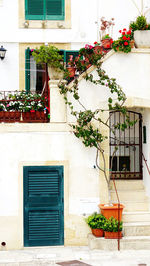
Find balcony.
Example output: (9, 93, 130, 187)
(0, 90, 49, 123)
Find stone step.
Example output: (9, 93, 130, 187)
(123, 211, 150, 222)
(110, 190, 147, 201)
(111, 200, 150, 212)
(109, 180, 144, 190)
(123, 222, 150, 236)
(88, 234, 150, 250)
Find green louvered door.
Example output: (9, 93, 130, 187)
(24, 166, 64, 247)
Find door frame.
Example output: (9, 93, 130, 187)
(18, 161, 69, 248)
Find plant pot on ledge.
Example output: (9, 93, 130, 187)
(98, 203, 124, 220)
(104, 231, 122, 239)
(134, 30, 150, 48)
(66, 67, 76, 78)
(91, 228, 104, 237)
(101, 38, 112, 49)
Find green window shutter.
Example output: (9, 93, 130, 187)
(25, 48, 30, 93)
(25, 0, 44, 20)
(25, 0, 64, 20)
(46, 0, 64, 20)
(24, 166, 64, 247)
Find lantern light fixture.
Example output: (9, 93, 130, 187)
(0, 46, 7, 60)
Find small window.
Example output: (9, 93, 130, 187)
(110, 111, 142, 179)
(25, 0, 65, 20)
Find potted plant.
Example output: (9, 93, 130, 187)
(103, 217, 123, 239)
(66, 55, 76, 78)
(101, 34, 113, 49)
(99, 17, 115, 48)
(112, 28, 134, 53)
(130, 15, 150, 48)
(32, 45, 65, 80)
(98, 203, 124, 220)
(85, 212, 106, 237)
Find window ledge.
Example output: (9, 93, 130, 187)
(19, 19, 71, 29)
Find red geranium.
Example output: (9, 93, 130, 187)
(119, 30, 122, 33)
(30, 110, 35, 113)
(122, 32, 125, 35)
(94, 41, 98, 45)
(127, 30, 131, 35)
(127, 37, 130, 40)
(124, 42, 128, 46)
(123, 28, 127, 31)
(122, 36, 126, 40)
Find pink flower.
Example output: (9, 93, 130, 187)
(6, 104, 9, 107)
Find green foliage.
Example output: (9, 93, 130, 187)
(103, 217, 123, 232)
(85, 212, 106, 229)
(112, 29, 132, 53)
(130, 15, 148, 31)
(32, 45, 64, 70)
(102, 34, 111, 40)
(0, 91, 48, 112)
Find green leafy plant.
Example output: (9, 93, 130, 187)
(102, 34, 111, 40)
(103, 217, 123, 232)
(85, 212, 106, 229)
(32, 45, 64, 71)
(130, 15, 150, 31)
(112, 28, 133, 53)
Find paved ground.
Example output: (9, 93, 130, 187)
(0, 246, 150, 266)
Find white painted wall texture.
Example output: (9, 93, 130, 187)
(0, 0, 150, 249)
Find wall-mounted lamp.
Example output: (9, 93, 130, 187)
(0, 46, 7, 60)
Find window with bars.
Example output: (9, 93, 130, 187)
(25, 0, 65, 20)
(109, 111, 142, 179)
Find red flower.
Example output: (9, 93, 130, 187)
(122, 36, 126, 40)
(110, 39, 113, 43)
(94, 41, 98, 45)
(127, 30, 131, 35)
(124, 42, 128, 46)
(122, 32, 125, 35)
(106, 44, 110, 48)
(123, 28, 127, 31)
(30, 110, 35, 113)
(119, 30, 122, 33)
(127, 37, 130, 40)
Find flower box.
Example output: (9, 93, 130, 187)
(22, 111, 48, 123)
(0, 111, 21, 122)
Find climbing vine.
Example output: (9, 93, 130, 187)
(58, 49, 136, 203)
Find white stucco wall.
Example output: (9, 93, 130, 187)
(0, 43, 19, 91)
(0, 0, 150, 44)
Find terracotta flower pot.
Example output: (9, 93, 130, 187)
(101, 39, 112, 49)
(130, 40, 135, 48)
(98, 203, 124, 220)
(67, 67, 76, 78)
(91, 228, 104, 237)
(104, 231, 122, 239)
(93, 46, 103, 55)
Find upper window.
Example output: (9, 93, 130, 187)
(25, 0, 65, 20)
